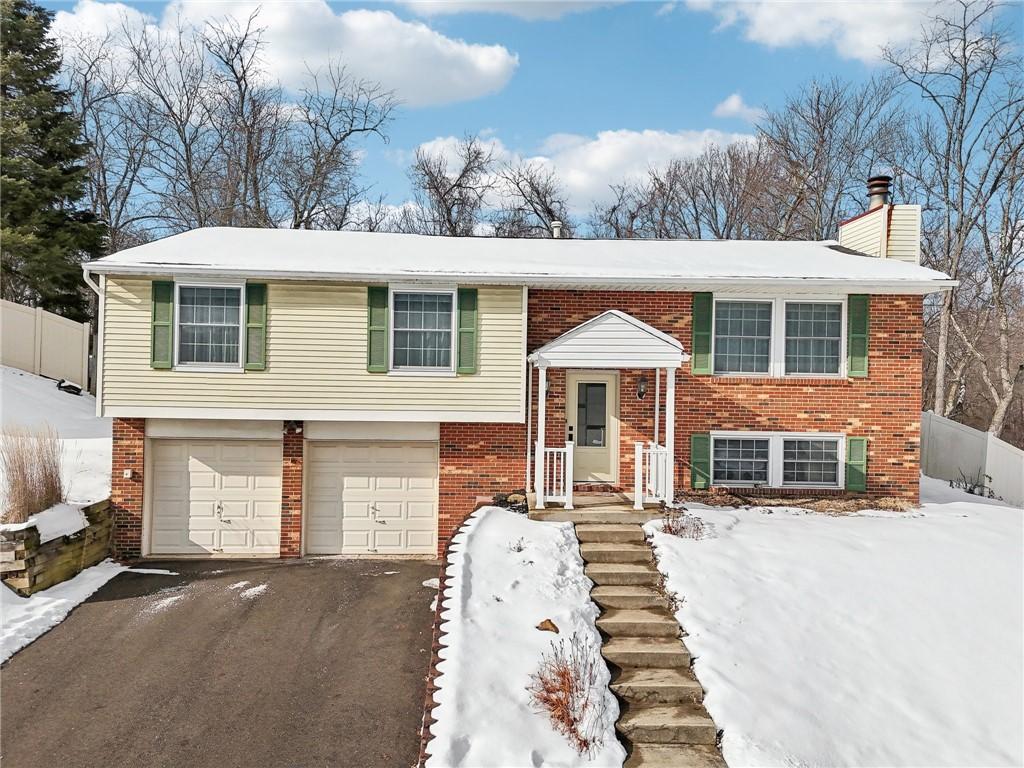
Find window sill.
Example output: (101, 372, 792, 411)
(706, 375, 853, 386)
(386, 369, 457, 378)
(172, 365, 245, 374)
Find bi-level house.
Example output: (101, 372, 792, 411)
(82, 176, 953, 560)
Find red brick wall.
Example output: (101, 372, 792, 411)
(111, 417, 145, 559)
(527, 290, 923, 501)
(437, 423, 527, 556)
(280, 422, 304, 558)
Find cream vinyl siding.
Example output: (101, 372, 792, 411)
(885, 205, 922, 264)
(102, 278, 524, 415)
(838, 208, 887, 257)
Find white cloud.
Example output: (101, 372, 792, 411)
(52, 0, 518, 108)
(712, 92, 765, 123)
(411, 127, 753, 212)
(399, 1, 616, 21)
(685, 0, 932, 62)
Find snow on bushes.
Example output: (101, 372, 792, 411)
(425, 507, 624, 768)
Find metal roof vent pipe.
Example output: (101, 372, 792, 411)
(867, 175, 892, 211)
(551, 220, 563, 239)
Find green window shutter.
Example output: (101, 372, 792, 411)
(847, 294, 869, 378)
(691, 292, 713, 375)
(367, 286, 389, 373)
(150, 281, 174, 369)
(690, 433, 711, 489)
(846, 437, 868, 492)
(244, 283, 267, 371)
(457, 288, 478, 374)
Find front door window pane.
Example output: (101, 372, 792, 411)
(577, 383, 606, 447)
(714, 301, 772, 374)
(392, 292, 453, 369)
(178, 286, 241, 365)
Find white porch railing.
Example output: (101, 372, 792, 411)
(634, 441, 669, 510)
(534, 441, 574, 509)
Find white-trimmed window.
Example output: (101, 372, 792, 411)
(175, 282, 244, 368)
(711, 431, 844, 488)
(712, 296, 847, 377)
(390, 288, 456, 372)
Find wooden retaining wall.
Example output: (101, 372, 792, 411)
(0, 500, 113, 596)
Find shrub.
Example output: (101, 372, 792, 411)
(661, 507, 704, 539)
(527, 633, 607, 756)
(1, 425, 65, 524)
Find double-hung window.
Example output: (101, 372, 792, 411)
(711, 297, 846, 377)
(784, 302, 843, 375)
(713, 301, 772, 374)
(176, 284, 243, 368)
(711, 432, 843, 488)
(391, 290, 455, 372)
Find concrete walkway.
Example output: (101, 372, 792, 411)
(535, 503, 726, 768)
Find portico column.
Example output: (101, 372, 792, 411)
(665, 367, 676, 503)
(535, 365, 547, 508)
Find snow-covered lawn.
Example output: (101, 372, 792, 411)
(646, 476, 1023, 768)
(426, 507, 625, 768)
(0, 365, 111, 505)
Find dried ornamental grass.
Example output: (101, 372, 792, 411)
(1, 425, 65, 524)
(527, 632, 607, 757)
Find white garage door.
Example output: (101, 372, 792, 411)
(150, 440, 282, 555)
(306, 441, 438, 555)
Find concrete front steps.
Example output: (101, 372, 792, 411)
(574, 520, 726, 768)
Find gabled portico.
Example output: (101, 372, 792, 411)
(526, 310, 689, 511)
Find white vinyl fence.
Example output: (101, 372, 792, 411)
(921, 410, 1024, 508)
(0, 299, 90, 388)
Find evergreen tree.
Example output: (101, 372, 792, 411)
(1, 0, 103, 321)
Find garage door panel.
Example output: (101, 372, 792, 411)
(306, 441, 438, 555)
(150, 439, 282, 555)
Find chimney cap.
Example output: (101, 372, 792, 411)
(866, 175, 892, 210)
(551, 220, 563, 239)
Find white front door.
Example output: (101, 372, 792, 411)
(150, 439, 283, 555)
(566, 371, 618, 483)
(305, 441, 438, 555)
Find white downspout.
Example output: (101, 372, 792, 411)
(525, 362, 533, 494)
(654, 368, 661, 446)
(665, 367, 676, 504)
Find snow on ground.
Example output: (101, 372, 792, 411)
(426, 507, 625, 768)
(645, 476, 1023, 767)
(0, 366, 111, 505)
(1, 560, 174, 663)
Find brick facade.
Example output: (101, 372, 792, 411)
(111, 417, 145, 559)
(280, 421, 304, 558)
(437, 423, 527, 555)
(527, 290, 923, 502)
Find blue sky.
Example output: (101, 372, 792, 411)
(46, 0, 1022, 213)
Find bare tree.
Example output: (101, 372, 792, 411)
(62, 32, 154, 251)
(885, 0, 1024, 419)
(407, 135, 495, 236)
(493, 161, 574, 238)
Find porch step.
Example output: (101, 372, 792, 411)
(597, 608, 679, 638)
(530, 510, 661, 524)
(581, 543, 652, 564)
(617, 704, 717, 745)
(592, 585, 666, 610)
(612, 667, 703, 704)
(624, 744, 727, 768)
(602, 637, 690, 668)
(586, 563, 660, 586)
(575, 524, 645, 543)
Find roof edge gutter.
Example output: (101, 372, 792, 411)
(82, 263, 958, 294)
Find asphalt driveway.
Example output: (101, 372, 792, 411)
(1, 558, 440, 768)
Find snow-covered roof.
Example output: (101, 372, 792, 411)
(84, 227, 955, 293)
